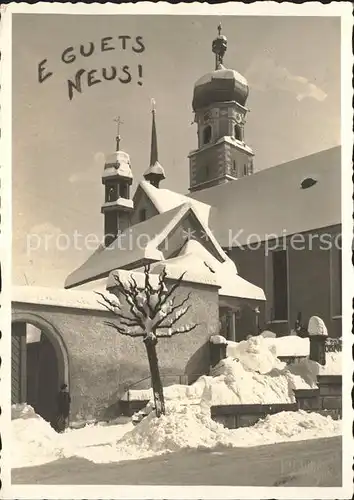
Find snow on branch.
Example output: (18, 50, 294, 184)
(97, 264, 197, 340)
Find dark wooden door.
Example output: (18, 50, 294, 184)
(11, 329, 27, 404)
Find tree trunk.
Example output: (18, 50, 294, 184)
(144, 337, 166, 417)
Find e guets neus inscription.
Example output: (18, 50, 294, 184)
(38, 35, 145, 101)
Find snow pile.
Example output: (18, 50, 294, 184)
(319, 351, 342, 375)
(12, 410, 65, 468)
(75, 403, 341, 464)
(308, 316, 328, 336)
(126, 336, 341, 408)
(210, 334, 228, 345)
(227, 335, 310, 359)
(12, 409, 134, 469)
(11, 403, 37, 420)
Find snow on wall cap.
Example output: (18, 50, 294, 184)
(308, 316, 328, 336)
(210, 334, 228, 345)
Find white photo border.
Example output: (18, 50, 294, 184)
(0, 2, 353, 499)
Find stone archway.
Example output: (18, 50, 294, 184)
(11, 312, 70, 424)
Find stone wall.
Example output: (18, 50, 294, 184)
(12, 281, 219, 421)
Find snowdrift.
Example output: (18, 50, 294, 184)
(127, 336, 341, 407)
(73, 402, 341, 464)
(12, 336, 342, 468)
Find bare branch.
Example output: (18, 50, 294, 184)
(144, 264, 155, 316)
(151, 266, 168, 315)
(157, 304, 191, 329)
(111, 273, 146, 327)
(157, 270, 187, 312)
(154, 292, 192, 329)
(95, 291, 120, 312)
(157, 322, 198, 337)
(104, 321, 145, 337)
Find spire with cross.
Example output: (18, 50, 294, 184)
(113, 116, 124, 151)
(212, 23, 227, 69)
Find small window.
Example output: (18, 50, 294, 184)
(272, 249, 288, 321)
(301, 177, 317, 189)
(106, 184, 117, 202)
(203, 125, 212, 145)
(243, 164, 247, 176)
(204, 165, 210, 179)
(234, 125, 242, 141)
(139, 209, 147, 222)
(119, 183, 128, 199)
(232, 160, 237, 176)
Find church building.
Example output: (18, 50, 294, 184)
(12, 26, 341, 423)
(66, 25, 341, 340)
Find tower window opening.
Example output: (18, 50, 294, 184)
(106, 184, 117, 202)
(119, 183, 128, 199)
(203, 125, 212, 145)
(234, 125, 242, 141)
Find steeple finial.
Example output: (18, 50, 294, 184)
(212, 23, 227, 70)
(113, 116, 124, 151)
(143, 99, 165, 188)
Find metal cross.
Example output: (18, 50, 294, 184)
(217, 23, 222, 36)
(114, 116, 124, 151)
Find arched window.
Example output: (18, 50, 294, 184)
(234, 125, 242, 141)
(203, 125, 212, 145)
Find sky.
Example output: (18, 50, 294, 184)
(12, 14, 341, 287)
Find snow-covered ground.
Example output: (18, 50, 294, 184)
(12, 336, 342, 469)
(12, 402, 341, 468)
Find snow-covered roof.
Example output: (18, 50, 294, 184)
(194, 68, 248, 88)
(65, 205, 185, 289)
(140, 147, 340, 247)
(190, 146, 341, 247)
(139, 180, 211, 227)
(150, 240, 265, 301)
(12, 286, 114, 312)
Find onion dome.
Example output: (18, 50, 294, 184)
(143, 99, 165, 188)
(192, 24, 249, 111)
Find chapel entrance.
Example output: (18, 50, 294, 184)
(11, 318, 68, 425)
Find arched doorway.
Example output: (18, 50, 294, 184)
(11, 313, 69, 425)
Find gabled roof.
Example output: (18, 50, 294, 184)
(150, 239, 265, 301)
(65, 201, 226, 289)
(190, 146, 341, 247)
(65, 205, 185, 289)
(138, 180, 211, 227)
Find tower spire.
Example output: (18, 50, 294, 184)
(143, 99, 165, 188)
(212, 23, 227, 70)
(150, 98, 158, 166)
(113, 116, 124, 151)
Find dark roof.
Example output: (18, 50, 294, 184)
(65, 205, 184, 288)
(189, 146, 341, 247)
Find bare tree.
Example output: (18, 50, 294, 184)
(96, 264, 197, 417)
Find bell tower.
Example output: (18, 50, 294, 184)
(101, 117, 134, 247)
(189, 25, 254, 193)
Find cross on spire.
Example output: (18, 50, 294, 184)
(114, 116, 124, 151)
(212, 23, 227, 69)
